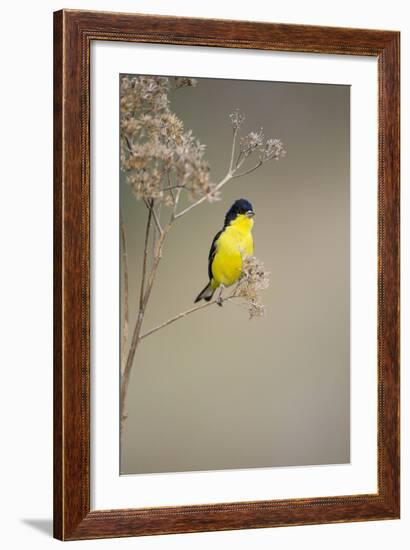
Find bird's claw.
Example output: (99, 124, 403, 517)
(217, 297, 223, 307)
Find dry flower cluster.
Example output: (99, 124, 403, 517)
(121, 75, 214, 205)
(120, 75, 285, 437)
(233, 256, 271, 319)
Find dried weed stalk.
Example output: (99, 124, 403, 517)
(120, 75, 285, 437)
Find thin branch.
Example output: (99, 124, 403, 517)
(174, 172, 233, 219)
(173, 124, 245, 220)
(151, 202, 157, 260)
(141, 223, 171, 308)
(154, 201, 162, 254)
(120, 211, 129, 375)
(231, 160, 263, 179)
(120, 205, 154, 437)
(235, 150, 245, 170)
(174, 142, 266, 220)
(157, 202, 162, 221)
(144, 199, 163, 235)
(228, 128, 238, 173)
(165, 171, 177, 207)
(121, 221, 172, 429)
(139, 204, 152, 310)
(162, 184, 185, 193)
(172, 186, 183, 218)
(122, 135, 133, 153)
(173, 128, 239, 220)
(140, 295, 238, 340)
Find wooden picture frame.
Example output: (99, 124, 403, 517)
(54, 9, 400, 540)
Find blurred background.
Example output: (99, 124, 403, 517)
(120, 76, 350, 474)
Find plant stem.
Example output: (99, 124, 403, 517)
(174, 172, 233, 219)
(139, 205, 152, 311)
(232, 160, 263, 179)
(139, 295, 236, 340)
(144, 198, 162, 235)
(229, 128, 238, 173)
(174, 126, 240, 219)
(175, 129, 238, 219)
(120, 211, 129, 375)
(120, 222, 171, 436)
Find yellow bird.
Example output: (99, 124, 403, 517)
(195, 198, 255, 304)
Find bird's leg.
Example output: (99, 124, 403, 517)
(217, 284, 225, 307)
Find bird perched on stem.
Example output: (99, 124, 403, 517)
(195, 199, 255, 305)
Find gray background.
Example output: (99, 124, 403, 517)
(120, 77, 350, 474)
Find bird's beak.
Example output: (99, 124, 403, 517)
(246, 210, 255, 218)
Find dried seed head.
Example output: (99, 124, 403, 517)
(240, 129, 265, 156)
(260, 138, 287, 161)
(229, 108, 246, 130)
(120, 75, 213, 203)
(234, 256, 270, 319)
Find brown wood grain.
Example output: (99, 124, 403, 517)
(53, 9, 400, 541)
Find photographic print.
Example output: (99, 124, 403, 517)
(120, 74, 350, 475)
(54, 10, 400, 539)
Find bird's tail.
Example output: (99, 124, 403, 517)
(194, 282, 215, 303)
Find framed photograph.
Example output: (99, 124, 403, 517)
(54, 9, 400, 540)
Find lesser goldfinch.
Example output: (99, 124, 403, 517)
(194, 198, 255, 303)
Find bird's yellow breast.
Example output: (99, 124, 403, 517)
(211, 215, 254, 288)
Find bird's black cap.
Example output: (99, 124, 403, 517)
(224, 199, 254, 227)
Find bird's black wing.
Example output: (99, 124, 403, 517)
(207, 229, 223, 281)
